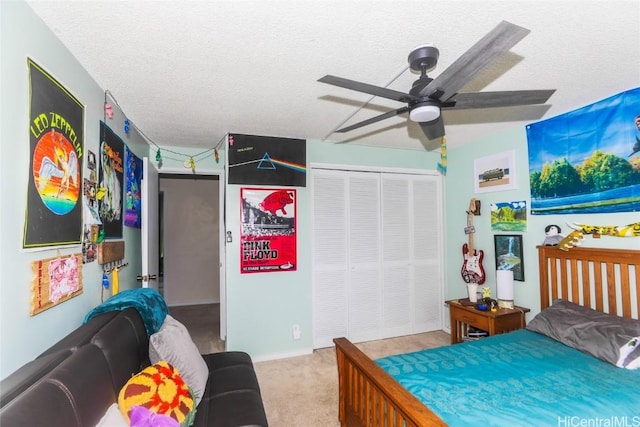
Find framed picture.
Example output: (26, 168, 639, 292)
(228, 133, 306, 187)
(494, 234, 524, 281)
(474, 150, 517, 193)
(240, 187, 297, 273)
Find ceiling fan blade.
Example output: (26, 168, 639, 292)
(336, 107, 410, 133)
(420, 21, 530, 101)
(419, 116, 445, 140)
(445, 89, 556, 109)
(319, 75, 418, 103)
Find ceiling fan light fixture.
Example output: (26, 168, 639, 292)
(409, 103, 440, 123)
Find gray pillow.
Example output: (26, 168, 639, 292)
(527, 299, 640, 369)
(149, 315, 209, 404)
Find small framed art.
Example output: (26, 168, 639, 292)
(494, 234, 524, 281)
(474, 150, 517, 193)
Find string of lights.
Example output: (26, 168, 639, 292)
(103, 90, 225, 171)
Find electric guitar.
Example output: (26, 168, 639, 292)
(461, 198, 486, 284)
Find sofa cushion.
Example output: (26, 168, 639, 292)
(0, 349, 71, 408)
(92, 309, 150, 391)
(205, 364, 261, 397)
(149, 315, 208, 405)
(37, 311, 118, 358)
(193, 351, 267, 427)
(0, 344, 116, 427)
(118, 361, 195, 427)
(193, 389, 268, 427)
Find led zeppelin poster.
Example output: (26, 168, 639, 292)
(240, 188, 296, 273)
(24, 59, 84, 248)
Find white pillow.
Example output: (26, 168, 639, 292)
(95, 403, 128, 427)
(149, 315, 209, 404)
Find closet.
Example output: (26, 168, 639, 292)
(312, 167, 444, 348)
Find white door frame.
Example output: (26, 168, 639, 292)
(141, 157, 160, 291)
(158, 167, 227, 341)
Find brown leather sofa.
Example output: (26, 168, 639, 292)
(0, 308, 268, 427)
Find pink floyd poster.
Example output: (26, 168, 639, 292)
(24, 59, 84, 248)
(228, 134, 306, 187)
(99, 122, 124, 238)
(240, 188, 296, 273)
(124, 146, 142, 228)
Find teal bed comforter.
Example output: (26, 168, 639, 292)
(376, 330, 640, 427)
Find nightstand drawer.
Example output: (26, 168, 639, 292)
(456, 309, 490, 330)
(445, 299, 530, 344)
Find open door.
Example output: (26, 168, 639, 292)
(140, 157, 159, 291)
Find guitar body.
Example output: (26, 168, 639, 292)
(461, 243, 486, 284)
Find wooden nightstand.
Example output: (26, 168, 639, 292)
(445, 299, 530, 344)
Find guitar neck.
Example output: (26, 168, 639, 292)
(467, 199, 475, 254)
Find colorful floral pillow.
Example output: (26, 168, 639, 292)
(118, 361, 196, 427)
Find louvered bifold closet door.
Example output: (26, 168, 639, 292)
(380, 175, 412, 338)
(312, 169, 349, 349)
(347, 172, 382, 343)
(411, 175, 442, 332)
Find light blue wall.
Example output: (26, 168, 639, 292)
(223, 140, 440, 359)
(445, 126, 640, 320)
(0, 1, 148, 379)
(156, 140, 441, 360)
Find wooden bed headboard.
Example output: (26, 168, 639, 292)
(334, 246, 640, 427)
(537, 245, 640, 319)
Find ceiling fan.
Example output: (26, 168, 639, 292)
(318, 21, 555, 141)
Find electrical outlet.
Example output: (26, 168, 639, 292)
(292, 324, 301, 340)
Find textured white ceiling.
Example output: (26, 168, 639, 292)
(26, 0, 640, 152)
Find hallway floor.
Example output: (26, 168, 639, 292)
(168, 303, 225, 354)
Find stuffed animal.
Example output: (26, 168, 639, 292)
(543, 224, 564, 246)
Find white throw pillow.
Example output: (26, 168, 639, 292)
(95, 403, 128, 427)
(149, 315, 209, 405)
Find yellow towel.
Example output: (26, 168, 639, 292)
(112, 267, 119, 295)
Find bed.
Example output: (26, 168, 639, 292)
(334, 245, 640, 427)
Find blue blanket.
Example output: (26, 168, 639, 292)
(84, 288, 168, 335)
(376, 330, 640, 427)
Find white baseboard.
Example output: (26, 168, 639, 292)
(167, 299, 219, 307)
(251, 348, 313, 363)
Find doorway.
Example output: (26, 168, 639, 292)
(159, 172, 225, 348)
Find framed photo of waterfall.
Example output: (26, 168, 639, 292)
(494, 234, 524, 281)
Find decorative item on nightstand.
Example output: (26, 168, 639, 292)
(496, 269, 514, 309)
(467, 283, 479, 303)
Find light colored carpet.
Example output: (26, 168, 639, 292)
(169, 304, 450, 426)
(254, 331, 451, 427)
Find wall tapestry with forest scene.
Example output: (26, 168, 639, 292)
(526, 87, 640, 215)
